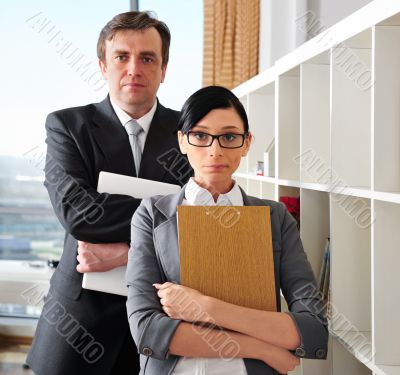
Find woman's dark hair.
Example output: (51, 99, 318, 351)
(177, 86, 249, 134)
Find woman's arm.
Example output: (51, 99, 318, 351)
(154, 282, 300, 350)
(127, 199, 181, 361)
(278, 202, 329, 359)
(205, 297, 300, 350)
(169, 322, 300, 375)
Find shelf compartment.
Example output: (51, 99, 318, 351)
(300, 189, 330, 278)
(260, 181, 275, 201)
(234, 176, 248, 193)
(331, 30, 372, 190)
(373, 200, 400, 366)
(246, 179, 261, 197)
(278, 185, 300, 200)
(277, 67, 300, 181)
(300, 52, 331, 185)
(332, 337, 373, 375)
(247, 84, 275, 178)
(373, 25, 400, 193)
(375, 365, 400, 375)
(331, 330, 373, 369)
(277, 178, 301, 188)
(330, 195, 371, 335)
(233, 172, 275, 184)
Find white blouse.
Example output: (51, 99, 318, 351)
(171, 178, 248, 375)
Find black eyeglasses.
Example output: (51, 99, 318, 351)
(186, 131, 248, 149)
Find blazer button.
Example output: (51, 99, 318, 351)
(295, 347, 306, 357)
(315, 348, 326, 359)
(142, 347, 153, 356)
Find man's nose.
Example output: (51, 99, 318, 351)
(127, 58, 141, 76)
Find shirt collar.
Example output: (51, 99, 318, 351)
(109, 98, 157, 135)
(184, 178, 243, 206)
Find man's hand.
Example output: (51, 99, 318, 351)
(76, 241, 129, 273)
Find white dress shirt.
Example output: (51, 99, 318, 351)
(110, 98, 157, 153)
(172, 178, 248, 375)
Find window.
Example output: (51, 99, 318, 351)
(0, 0, 130, 262)
(0, 0, 203, 320)
(139, 0, 203, 110)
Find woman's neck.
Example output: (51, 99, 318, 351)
(192, 177, 234, 202)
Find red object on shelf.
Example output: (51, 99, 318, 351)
(279, 196, 300, 224)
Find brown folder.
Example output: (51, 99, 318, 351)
(178, 205, 276, 311)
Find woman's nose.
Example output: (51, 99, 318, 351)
(208, 137, 224, 156)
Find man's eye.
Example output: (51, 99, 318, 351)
(115, 55, 127, 61)
(222, 134, 237, 142)
(142, 57, 154, 63)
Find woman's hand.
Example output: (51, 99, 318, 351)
(153, 282, 211, 323)
(261, 344, 300, 374)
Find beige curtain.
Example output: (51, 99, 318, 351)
(203, 0, 260, 89)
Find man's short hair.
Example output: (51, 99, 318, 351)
(97, 11, 171, 66)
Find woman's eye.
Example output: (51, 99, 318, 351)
(194, 132, 207, 140)
(223, 134, 237, 142)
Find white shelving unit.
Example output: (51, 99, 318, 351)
(232, 1, 400, 374)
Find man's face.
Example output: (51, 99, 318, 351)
(99, 28, 167, 118)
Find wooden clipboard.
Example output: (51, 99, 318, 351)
(178, 206, 277, 311)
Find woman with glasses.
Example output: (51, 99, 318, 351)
(126, 86, 328, 375)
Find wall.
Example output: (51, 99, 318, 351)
(259, 0, 374, 71)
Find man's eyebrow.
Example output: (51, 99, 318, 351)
(112, 49, 129, 55)
(139, 51, 158, 57)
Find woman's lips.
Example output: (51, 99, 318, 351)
(204, 164, 229, 170)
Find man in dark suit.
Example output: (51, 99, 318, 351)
(26, 11, 191, 375)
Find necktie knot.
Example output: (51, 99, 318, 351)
(125, 120, 143, 137)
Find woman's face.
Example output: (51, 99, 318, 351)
(178, 107, 251, 191)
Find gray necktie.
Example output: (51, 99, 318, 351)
(125, 120, 143, 176)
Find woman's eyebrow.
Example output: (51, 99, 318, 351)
(193, 125, 242, 131)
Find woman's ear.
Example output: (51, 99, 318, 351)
(242, 132, 252, 156)
(177, 131, 187, 154)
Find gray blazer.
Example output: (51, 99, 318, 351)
(126, 186, 328, 375)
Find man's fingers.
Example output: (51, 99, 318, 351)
(77, 259, 116, 273)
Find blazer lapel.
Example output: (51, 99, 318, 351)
(139, 101, 179, 182)
(153, 188, 186, 283)
(91, 96, 136, 176)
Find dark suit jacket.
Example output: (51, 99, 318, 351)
(45, 96, 191, 299)
(27, 96, 192, 375)
(127, 187, 329, 374)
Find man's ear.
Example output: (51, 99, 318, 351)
(177, 131, 187, 154)
(99, 59, 108, 79)
(161, 64, 167, 83)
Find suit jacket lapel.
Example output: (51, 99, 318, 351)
(139, 101, 178, 181)
(91, 96, 137, 177)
